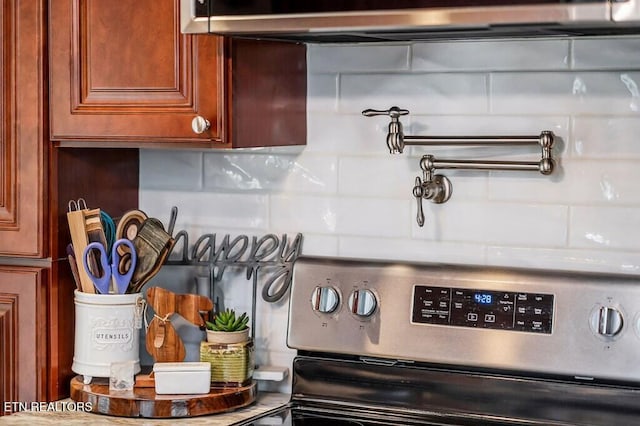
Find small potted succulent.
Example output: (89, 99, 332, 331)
(201, 308, 254, 386)
(205, 309, 250, 344)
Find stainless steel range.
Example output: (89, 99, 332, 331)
(240, 257, 640, 425)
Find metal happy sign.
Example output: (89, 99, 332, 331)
(165, 217, 303, 303)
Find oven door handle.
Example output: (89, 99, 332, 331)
(360, 357, 404, 367)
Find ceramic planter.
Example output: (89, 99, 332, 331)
(200, 339, 254, 386)
(205, 328, 250, 344)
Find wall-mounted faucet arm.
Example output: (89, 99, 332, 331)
(405, 132, 552, 147)
(421, 157, 554, 175)
(363, 107, 555, 160)
(363, 107, 556, 227)
(362, 106, 409, 154)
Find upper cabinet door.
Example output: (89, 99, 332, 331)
(50, 0, 224, 146)
(0, 0, 45, 257)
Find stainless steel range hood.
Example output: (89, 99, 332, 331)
(181, 1, 640, 42)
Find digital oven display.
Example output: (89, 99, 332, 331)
(474, 293, 493, 305)
(411, 286, 553, 334)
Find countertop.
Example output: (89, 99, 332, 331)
(1, 392, 289, 425)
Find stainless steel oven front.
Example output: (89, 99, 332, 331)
(237, 256, 640, 426)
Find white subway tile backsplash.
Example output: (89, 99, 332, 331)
(214, 272, 253, 314)
(307, 73, 339, 113)
(334, 197, 411, 237)
(339, 236, 486, 264)
(140, 36, 640, 382)
(140, 190, 269, 231)
(296, 234, 339, 257)
(270, 195, 411, 238)
(572, 117, 640, 159)
(413, 201, 568, 247)
(408, 115, 569, 140)
(491, 72, 640, 115)
(486, 172, 552, 203)
(432, 172, 490, 201)
(140, 150, 203, 190)
(270, 195, 339, 234)
(307, 112, 391, 155)
(339, 73, 489, 115)
(413, 40, 569, 71)
(254, 311, 289, 353)
(338, 156, 416, 197)
(570, 206, 640, 250)
(203, 152, 338, 194)
(489, 159, 640, 205)
(488, 246, 640, 275)
(572, 160, 640, 204)
(308, 43, 410, 73)
(572, 37, 640, 70)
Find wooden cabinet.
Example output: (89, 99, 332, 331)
(0, 267, 47, 405)
(0, 0, 46, 257)
(49, 0, 306, 148)
(0, 0, 53, 407)
(0, 0, 140, 407)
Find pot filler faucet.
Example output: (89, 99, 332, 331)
(362, 106, 555, 227)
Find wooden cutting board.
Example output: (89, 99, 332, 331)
(70, 376, 257, 418)
(145, 287, 213, 362)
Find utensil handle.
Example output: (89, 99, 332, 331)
(112, 239, 137, 293)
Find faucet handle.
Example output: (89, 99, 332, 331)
(363, 106, 409, 154)
(362, 106, 409, 119)
(412, 174, 453, 227)
(412, 176, 426, 227)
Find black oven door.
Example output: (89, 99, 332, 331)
(234, 402, 553, 426)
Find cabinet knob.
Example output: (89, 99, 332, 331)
(191, 116, 210, 134)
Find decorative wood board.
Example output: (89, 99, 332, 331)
(70, 376, 257, 418)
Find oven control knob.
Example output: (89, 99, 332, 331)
(348, 289, 377, 318)
(311, 286, 340, 313)
(597, 306, 623, 337)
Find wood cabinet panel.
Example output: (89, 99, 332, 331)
(84, 1, 177, 90)
(228, 38, 306, 148)
(0, 267, 47, 408)
(50, 0, 307, 148)
(0, 0, 45, 257)
(50, 0, 223, 145)
(1, 0, 15, 224)
(0, 291, 17, 407)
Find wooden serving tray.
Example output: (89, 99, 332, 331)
(70, 376, 257, 418)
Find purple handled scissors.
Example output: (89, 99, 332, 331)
(82, 239, 137, 294)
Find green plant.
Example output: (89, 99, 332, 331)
(206, 309, 249, 332)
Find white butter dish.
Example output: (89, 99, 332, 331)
(153, 362, 211, 395)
